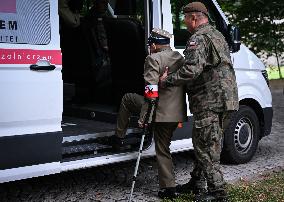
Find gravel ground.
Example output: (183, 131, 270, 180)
(0, 87, 283, 202)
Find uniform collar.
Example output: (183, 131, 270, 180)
(156, 46, 172, 53)
(193, 23, 210, 34)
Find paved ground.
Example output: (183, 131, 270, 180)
(0, 86, 283, 202)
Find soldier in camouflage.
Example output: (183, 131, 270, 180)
(160, 2, 239, 201)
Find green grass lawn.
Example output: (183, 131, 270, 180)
(267, 66, 284, 80)
(162, 171, 284, 202)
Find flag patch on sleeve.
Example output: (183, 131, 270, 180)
(189, 40, 197, 49)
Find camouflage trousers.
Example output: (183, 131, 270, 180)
(191, 110, 231, 193)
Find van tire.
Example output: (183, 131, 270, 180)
(221, 105, 260, 164)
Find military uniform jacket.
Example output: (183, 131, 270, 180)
(166, 23, 239, 114)
(140, 47, 187, 122)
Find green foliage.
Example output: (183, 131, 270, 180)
(218, 0, 284, 60)
(162, 172, 284, 202)
(267, 66, 284, 80)
(162, 193, 194, 202)
(228, 172, 284, 201)
(171, 0, 188, 30)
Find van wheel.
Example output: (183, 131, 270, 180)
(221, 105, 260, 164)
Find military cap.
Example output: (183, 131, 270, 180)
(148, 28, 172, 45)
(183, 2, 208, 16)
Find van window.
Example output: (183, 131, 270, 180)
(0, 0, 51, 45)
(170, 0, 220, 49)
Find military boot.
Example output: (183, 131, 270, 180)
(195, 190, 230, 202)
(158, 187, 179, 200)
(210, 190, 230, 202)
(176, 178, 206, 194)
(109, 135, 126, 151)
(194, 192, 215, 202)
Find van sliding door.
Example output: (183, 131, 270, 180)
(0, 0, 62, 137)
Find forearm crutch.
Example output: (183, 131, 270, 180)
(128, 100, 156, 202)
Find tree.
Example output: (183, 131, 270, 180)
(219, 0, 284, 78)
(170, 0, 188, 30)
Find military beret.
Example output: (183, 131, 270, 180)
(148, 28, 172, 45)
(183, 2, 208, 16)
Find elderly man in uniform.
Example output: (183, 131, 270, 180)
(160, 2, 239, 201)
(110, 28, 187, 199)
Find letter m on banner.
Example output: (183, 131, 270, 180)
(0, 0, 17, 13)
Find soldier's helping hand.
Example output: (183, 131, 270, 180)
(138, 119, 148, 128)
(159, 67, 169, 88)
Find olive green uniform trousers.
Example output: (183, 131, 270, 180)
(115, 93, 178, 188)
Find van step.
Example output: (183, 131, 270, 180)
(63, 104, 117, 123)
(62, 142, 112, 155)
(63, 104, 139, 125)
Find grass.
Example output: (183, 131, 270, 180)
(267, 66, 284, 80)
(162, 171, 284, 202)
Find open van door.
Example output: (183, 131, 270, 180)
(0, 0, 62, 136)
(0, 0, 63, 182)
(0, 0, 62, 181)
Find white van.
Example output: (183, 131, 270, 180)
(0, 0, 273, 183)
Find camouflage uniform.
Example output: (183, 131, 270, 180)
(164, 23, 239, 194)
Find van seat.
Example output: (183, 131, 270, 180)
(104, 18, 146, 108)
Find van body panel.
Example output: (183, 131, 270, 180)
(61, 138, 192, 172)
(0, 162, 60, 184)
(235, 69, 272, 108)
(0, 0, 62, 137)
(232, 45, 266, 71)
(0, 131, 62, 170)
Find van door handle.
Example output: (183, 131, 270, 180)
(30, 60, 56, 71)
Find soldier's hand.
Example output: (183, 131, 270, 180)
(138, 120, 147, 128)
(159, 67, 169, 88)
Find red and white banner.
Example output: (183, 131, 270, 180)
(0, 49, 62, 65)
(144, 84, 159, 98)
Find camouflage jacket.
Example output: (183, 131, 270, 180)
(165, 23, 239, 114)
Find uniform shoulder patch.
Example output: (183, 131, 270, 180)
(188, 39, 198, 49)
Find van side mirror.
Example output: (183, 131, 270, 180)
(228, 25, 241, 53)
(114, 0, 137, 15)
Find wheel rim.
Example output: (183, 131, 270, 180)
(234, 117, 253, 154)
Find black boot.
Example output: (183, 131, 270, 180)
(176, 179, 206, 194)
(158, 187, 178, 199)
(109, 135, 125, 151)
(210, 190, 230, 202)
(195, 190, 230, 202)
(194, 192, 216, 202)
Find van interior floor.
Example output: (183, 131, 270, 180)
(61, 83, 151, 162)
(61, 115, 150, 162)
